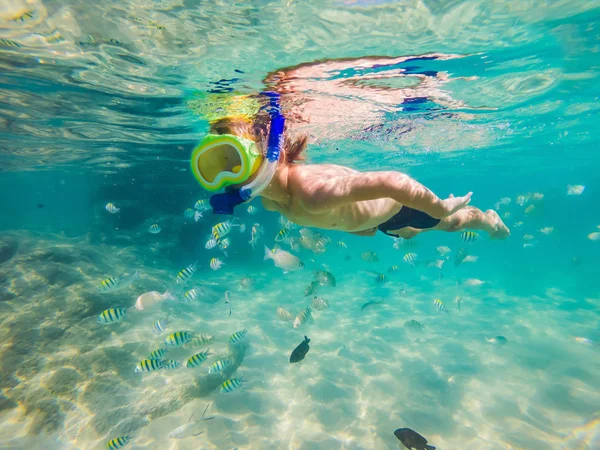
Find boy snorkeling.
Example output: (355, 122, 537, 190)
(190, 92, 509, 240)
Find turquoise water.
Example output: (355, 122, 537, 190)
(1, 1, 600, 449)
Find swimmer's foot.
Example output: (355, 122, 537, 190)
(486, 209, 510, 239)
(441, 192, 472, 217)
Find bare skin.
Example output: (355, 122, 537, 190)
(259, 163, 510, 239)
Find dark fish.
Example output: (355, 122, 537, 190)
(290, 336, 310, 363)
(403, 320, 423, 329)
(37, 203, 44, 208)
(344, 255, 352, 262)
(394, 428, 436, 450)
(360, 300, 384, 311)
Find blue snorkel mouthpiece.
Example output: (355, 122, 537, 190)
(209, 91, 285, 214)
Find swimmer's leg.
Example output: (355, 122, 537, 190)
(433, 207, 510, 239)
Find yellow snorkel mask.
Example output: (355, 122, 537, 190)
(191, 134, 262, 192)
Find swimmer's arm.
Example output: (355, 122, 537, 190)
(303, 171, 471, 219)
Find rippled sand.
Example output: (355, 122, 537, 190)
(0, 230, 599, 449)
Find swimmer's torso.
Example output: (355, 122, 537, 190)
(261, 163, 402, 232)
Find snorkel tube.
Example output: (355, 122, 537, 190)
(210, 92, 284, 214)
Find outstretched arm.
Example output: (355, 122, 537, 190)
(303, 171, 472, 219)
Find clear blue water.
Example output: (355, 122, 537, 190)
(1, 1, 599, 449)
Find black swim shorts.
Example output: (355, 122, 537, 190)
(378, 206, 440, 237)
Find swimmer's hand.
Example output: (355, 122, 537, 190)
(441, 192, 472, 217)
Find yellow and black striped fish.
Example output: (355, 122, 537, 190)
(434, 298, 449, 314)
(275, 228, 290, 242)
(97, 308, 127, 325)
(176, 262, 196, 284)
(229, 329, 248, 344)
(208, 358, 230, 374)
(220, 377, 244, 393)
(184, 334, 214, 348)
(148, 348, 167, 360)
(134, 359, 163, 373)
(388, 265, 399, 273)
(11, 10, 34, 22)
(186, 350, 210, 368)
(165, 331, 193, 346)
(99, 276, 120, 292)
(461, 230, 479, 243)
(106, 435, 130, 449)
(0, 38, 22, 48)
(212, 220, 235, 242)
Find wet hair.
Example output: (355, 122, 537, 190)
(209, 115, 308, 164)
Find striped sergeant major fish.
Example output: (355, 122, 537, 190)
(176, 262, 197, 284)
(461, 230, 479, 243)
(165, 331, 193, 346)
(454, 247, 468, 267)
(106, 436, 130, 449)
(229, 329, 248, 344)
(97, 308, 127, 325)
(220, 377, 244, 393)
(403, 252, 417, 266)
(152, 317, 169, 335)
(212, 220, 238, 242)
(148, 348, 167, 360)
(186, 350, 211, 368)
(294, 306, 312, 328)
(433, 298, 448, 314)
(163, 360, 182, 369)
(275, 228, 290, 242)
(98, 271, 139, 292)
(208, 358, 231, 374)
(135, 359, 163, 373)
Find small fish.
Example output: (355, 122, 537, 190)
(574, 337, 597, 346)
(11, 10, 35, 22)
(249, 223, 263, 248)
(275, 228, 291, 242)
(461, 231, 479, 243)
(240, 277, 253, 289)
(587, 232, 600, 241)
(394, 427, 436, 450)
(486, 336, 508, 345)
(289, 336, 310, 363)
(516, 195, 527, 206)
(163, 360, 182, 369)
(220, 377, 244, 393)
(311, 296, 329, 311)
(393, 237, 414, 249)
(169, 403, 214, 439)
(212, 220, 237, 241)
(525, 204, 535, 214)
(436, 246, 451, 256)
(195, 199, 210, 211)
(404, 319, 423, 329)
(194, 211, 203, 222)
(463, 255, 478, 263)
(165, 331, 193, 346)
(205, 238, 218, 249)
(532, 192, 544, 201)
(276, 306, 293, 321)
(540, 227, 554, 235)
(364, 270, 386, 283)
(176, 263, 197, 284)
(294, 306, 312, 328)
(186, 350, 211, 368)
(210, 257, 224, 270)
(403, 252, 417, 266)
(494, 197, 512, 209)
(106, 436, 130, 449)
(247, 205, 258, 215)
(426, 260, 445, 270)
(337, 241, 347, 249)
(314, 270, 336, 287)
(149, 224, 161, 234)
(264, 246, 304, 272)
(208, 358, 231, 374)
(524, 235, 534, 241)
(152, 317, 169, 335)
(229, 329, 248, 344)
(513, 221, 524, 228)
(225, 290, 232, 317)
(454, 248, 468, 267)
(135, 359, 164, 373)
(239, 223, 246, 233)
(185, 335, 214, 348)
(184, 208, 195, 218)
(218, 238, 230, 254)
(304, 280, 319, 296)
(361, 251, 379, 262)
(279, 216, 296, 229)
(98, 272, 139, 292)
(360, 300, 384, 311)
(148, 348, 168, 360)
(183, 288, 199, 302)
(105, 203, 120, 214)
(97, 308, 127, 325)
(455, 296, 462, 311)
(567, 185, 585, 196)
(0, 38, 22, 48)
(388, 265, 399, 273)
(464, 278, 485, 287)
(433, 298, 448, 314)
